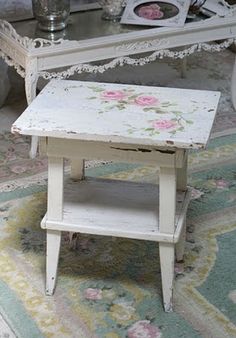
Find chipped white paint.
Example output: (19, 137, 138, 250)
(12, 79, 220, 150)
(41, 177, 190, 242)
(11, 80, 220, 312)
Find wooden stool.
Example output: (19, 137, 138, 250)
(12, 79, 220, 312)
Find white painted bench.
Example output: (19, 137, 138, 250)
(11, 79, 220, 312)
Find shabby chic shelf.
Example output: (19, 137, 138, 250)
(41, 177, 190, 242)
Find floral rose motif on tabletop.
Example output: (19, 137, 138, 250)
(127, 320, 162, 338)
(101, 90, 127, 101)
(88, 85, 193, 136)
(152, 119, 177, 130)
(84, 288, 103, 300)
(137, 4, 164, 20)
(135, 95, 159, 106)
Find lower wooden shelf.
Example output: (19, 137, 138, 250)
(41, 177, 191, 243)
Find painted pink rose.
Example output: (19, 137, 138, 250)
(84, 288, 102, 300)
(10, 165, 27, 174)
(135, 95, 159, 106)
(101, 90, 126, 101)
(128, 320, 162, 338)
(138, 4, 164, 20)
(152, 119, 177, 130)
(190, 187, 204, 200)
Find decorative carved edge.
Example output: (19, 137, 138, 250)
(0, 51, 25, 78)
(0, 19, 31, 49)
(116, 38, 170, 52)
(32, 37, 65, 48)
(39, 39, 236, 80)
(0, 19, 73, 50)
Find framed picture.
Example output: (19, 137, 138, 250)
(121, 0, 191, 27)
(0, 0, 99, 22)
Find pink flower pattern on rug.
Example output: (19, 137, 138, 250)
(84, 288, 103, 300)
(127, 320, 162, 338)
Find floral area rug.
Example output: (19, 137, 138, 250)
(0, 48, 236, 337)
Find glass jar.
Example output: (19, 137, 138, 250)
(32, 0, 70, 32)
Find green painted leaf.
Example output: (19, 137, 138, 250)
(155, 109, 166, 114)
(172, 111, 183, 115)
(143, 107, 155, 112)
(88, 86, 104, 92)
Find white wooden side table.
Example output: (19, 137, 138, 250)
(12, 79, 220, 312)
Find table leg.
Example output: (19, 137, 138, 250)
(25, 58, 39, 159)
(159, 166, 176, 312)
(231, 54, 236, 110)
(70, 159, 85, 181)
(69, 158, 85, 248)
(175, 151, 188, 262)
(29, 136, 39, 159)
(181, 57, 187, 79)
(46, 156, 64, 295)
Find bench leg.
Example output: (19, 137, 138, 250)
(29, 136, 39, 159)
(46, 229, 61, 295)
(176, 151, 188, 262)
(175, 216, 186, 262)
(69, 158, 84, 247)
(70, 159, 85, 181)
(46, 156, 64, 295)
(159, 166, 176, 312)
(231, 54, 236, 110)
(181, 57, 187, 79)
(159, 243, 175, 312)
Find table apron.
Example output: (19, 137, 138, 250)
(35, 26, 236, 71)
(43, 137, 186, 168)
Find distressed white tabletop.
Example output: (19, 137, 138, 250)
(12, 79, 220, 149)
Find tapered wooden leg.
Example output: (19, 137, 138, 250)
(25, 58, 39, 159)
(46, 229, 61, 295)
(29, 136, 39, 159)
(176, 151, 188, 262)
(70, 159, 84, 181)
(181, 57, 187, 78)
(69, 158, 84, 247)
(46, 155, 64, 295)
(159, 243, 175, 312)
(231, 54, 236, 110)
(175, 216, 186, 262)
(159, 166, 176, 312)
